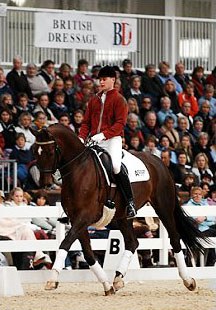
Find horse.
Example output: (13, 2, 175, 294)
(31, 123, 207, 296)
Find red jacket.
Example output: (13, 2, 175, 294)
(79, 89, 128, 140)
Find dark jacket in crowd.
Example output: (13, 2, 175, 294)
(6, 69, 33, 100)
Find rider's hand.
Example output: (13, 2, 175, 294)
(91, 133, 105, 143)
(79, 137, 85, 144)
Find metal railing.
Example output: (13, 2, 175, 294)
(0, 160, 17, 193)
(0, 7, 216, 72)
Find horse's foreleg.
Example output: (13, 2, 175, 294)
(113, 219, 139, 291)
(45, 224, 82, 290)
(78, 230, 115, 296)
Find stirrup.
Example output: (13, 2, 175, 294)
(126, 201, 137, 219)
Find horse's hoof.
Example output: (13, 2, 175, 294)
(113, 275, 124, 291)
(45, 281, 59, 290)
(105, 286, 115, 296)
(183, 278, 196, 291)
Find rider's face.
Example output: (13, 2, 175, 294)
(99, 77, 115, 92)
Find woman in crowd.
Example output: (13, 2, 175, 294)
(33, 93, 57, 125)
(0, 187, 52, 269)
(192, 152, 214, 185)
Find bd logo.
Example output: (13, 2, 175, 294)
(113, 22, 132, 46)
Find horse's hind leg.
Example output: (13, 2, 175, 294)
(113, 218, 139, 291)
(153, 198, 196, 291)
(78, 229, 115, 296)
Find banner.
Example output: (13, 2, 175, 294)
(34, 12, 137, 51)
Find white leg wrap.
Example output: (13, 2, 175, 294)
(174, 251, 190, 280)
(52, 249, 68, 273)
(116, 250, 133, 277)
(90, 261, 109, 284)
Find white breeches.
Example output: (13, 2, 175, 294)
(98, 136, 122, 174)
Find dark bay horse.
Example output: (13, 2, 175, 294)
(31, 123, 206, 295)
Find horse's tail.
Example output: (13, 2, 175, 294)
(174, 195, 210, 256)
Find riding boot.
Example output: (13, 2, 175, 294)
(115, 166, 137, 219)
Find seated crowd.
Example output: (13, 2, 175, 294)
(0, 56, 215, 269)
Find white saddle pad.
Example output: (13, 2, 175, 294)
(121, 150, 150, 183)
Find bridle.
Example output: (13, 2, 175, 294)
(35, 137, 91, 178)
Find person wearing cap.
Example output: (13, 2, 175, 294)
(79, 65, 136, 218)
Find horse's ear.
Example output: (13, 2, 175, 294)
(29, 127, 39, 137)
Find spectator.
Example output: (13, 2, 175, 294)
(91, 65, 102, 82)
(15, 92, 33, 120)
(26, 63, 50, 97)
(176, 150, 192, 181)
(74, 79, 94, 111)
(184, 186, 216, 266)
(71, 109, 84, 135)
(177, 133, 194, 166)
(73, 59, 92, 90)
(207, 184, 216, 205)
(0, 67, 14, 99)
(157, 96, 177, 127)
(200, 181, 211, 198)
(141, 64, 164, 109)
(179, 172, 196, 193)
(191, 66, 206, 100)
(176, 116, 194, 143)
(164, 79, 181, 114)
(160, 149, 182, 184)
(198, 84, 216, 117)
(0, 187, 52, 269)
(178, 82, 199, 117)
(49, 78, 66, 102)
(160, 115, 180, 150)
(192, 153, 214, 185)
(0, 108, 16, 150)
(114, 78, 123, 94)
(124, 113, 145, 149)
(143, 134, 161, 158)
(58, 63, 72, 82)
(191, 116, 204, 142)
(15, 112, 35, 150)
(157, 135, 177, 163)
(6, 55, 33, 101)
(158, 61, 182, 93)
(177, 101, 194, 131)
(0, 93, 17, 121)
(142, 111, 160, 140)
(31, 111, 48, 130)
(9, 133, 35, 187)
(127, 97, 139, 115)
(174, 62, 190, 90)
(206, 66, 216, 89)
(50, 91, 68, 119)
(192, 132, 215, 173)
(139, 96, 153, 123)
(31, 190, 57, 237)
(64, 77, 76, 116)
(195, 100, 212, 132)
(58, 113, 74, 131)
(129, 135, 143, 151)
(120, 59, 143, 96)
(38, 59, 56, 89)
(125, 75, 144, 107)
(33, 93, 57, 125)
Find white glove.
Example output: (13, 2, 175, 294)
(79, 137, 84, 144)
(91, 133, 106, 143)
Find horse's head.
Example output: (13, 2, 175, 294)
(31, 127, 60, 187)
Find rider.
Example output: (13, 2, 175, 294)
(79, 65, 137, 219)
